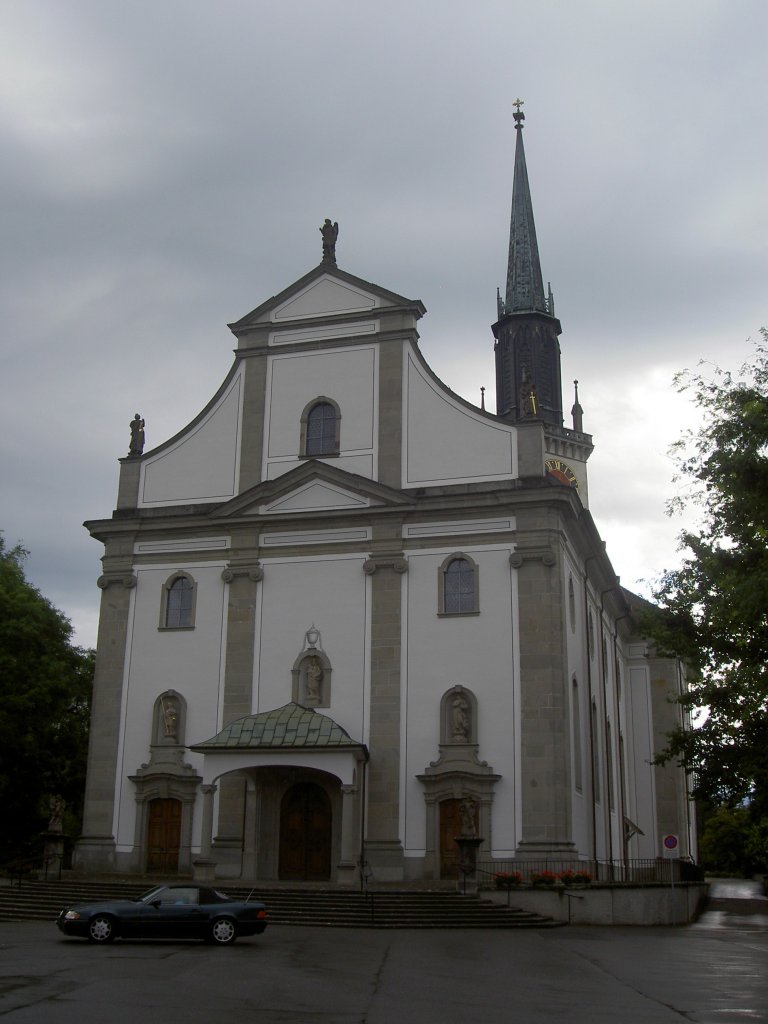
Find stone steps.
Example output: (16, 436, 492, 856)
(0, 880, 560, 929)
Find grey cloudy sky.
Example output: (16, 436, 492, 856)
(1, 0, 765, 647)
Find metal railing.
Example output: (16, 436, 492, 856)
(476, 857, 703, 886)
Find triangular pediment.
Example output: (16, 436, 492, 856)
(260, 480, 374, 515)
(272, 275, 378, 322)
(209, 461, 410, 520)
(229, 264, 424, 332)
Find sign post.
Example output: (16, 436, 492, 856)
(662, 834, 679, 888)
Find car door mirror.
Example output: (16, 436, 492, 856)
(150, 899, 162, 909)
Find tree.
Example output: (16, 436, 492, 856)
(647, 330, 768, 820)
(0, 535, 94, 862)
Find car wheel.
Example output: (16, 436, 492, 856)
(209, 917, 237, 945)
(88, 915, 115, 943)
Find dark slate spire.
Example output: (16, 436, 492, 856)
(493, 101, 563, 425)
(504, 100, 547, 314)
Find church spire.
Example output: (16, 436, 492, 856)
(493, 102, 563, 425)
(504, 100, 547, 315)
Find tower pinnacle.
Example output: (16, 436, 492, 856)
(504, 100, 547, 315)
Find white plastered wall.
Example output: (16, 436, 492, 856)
(252, 553, 370, 745)
(403, 345, 517, 487)
(623, 654, 658, 859)
(113, 562, 228, 850)
(263, 345, 378, 482)
(402, 541, 518, 858)
(139, 367, 244, 506)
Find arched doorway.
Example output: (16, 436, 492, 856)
(146, 797, 181, 873)
(278, 782, 332, 880)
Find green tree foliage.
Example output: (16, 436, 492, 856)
(698, 806, 753, 875)
(0, 535, 94, 862)
(697, 804, 768, 875)
(647, 330, 768, 822)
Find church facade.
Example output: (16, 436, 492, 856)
(77, 112, 695, 883)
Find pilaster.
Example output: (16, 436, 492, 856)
(217, 547, 263, 841)
(237, 356, 268, 492)
(363, 547, 407, 879)
(510, 535, 575, 857)
(75, 569, 137, 871)
(116, 457, 141, 509)
(377, 339, 404, 489)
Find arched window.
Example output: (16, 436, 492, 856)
(301, 398, 341, 457)
(438, 554, 479, 616)
(160, 573, 196, 629)
(591, 699, 601, 803)
(606, 721, 615, 811)
(572, 678, 583, 792)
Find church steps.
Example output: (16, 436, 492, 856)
(0, 880, 560, 928)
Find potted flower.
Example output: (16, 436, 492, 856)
(560, 869, 592, 887)
(494, 871, 523, 889)
(529, 870, 560, 887)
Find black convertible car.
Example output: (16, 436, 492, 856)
(56, 883, 268, 945)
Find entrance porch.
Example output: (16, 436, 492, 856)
(190, 703, 367, 885)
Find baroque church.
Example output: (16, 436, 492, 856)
(77, 109, 695, 883)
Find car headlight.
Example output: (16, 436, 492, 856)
(63, 911, 81, 920)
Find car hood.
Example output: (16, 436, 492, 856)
(61, 899, 146, 914)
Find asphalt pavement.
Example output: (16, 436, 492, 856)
(0, 880, 765, 1024)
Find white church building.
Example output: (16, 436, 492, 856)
(76, 110, 695, 883)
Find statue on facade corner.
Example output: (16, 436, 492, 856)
(129, 413, 145, 456)
(320, 218, 339, 264)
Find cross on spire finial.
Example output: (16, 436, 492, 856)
(513, 97, 525, 128)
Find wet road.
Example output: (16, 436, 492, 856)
(0, 885, 766, 1023)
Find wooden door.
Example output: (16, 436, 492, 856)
(279, 783, 332, 880)
(439, 799, 462, 879)
(146, 798, 181, 873)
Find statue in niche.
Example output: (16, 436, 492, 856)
(320, 218, 339, 263)
(459, 796, 478, 836)
(451, 694, 471, 742)
(520, 368, 538, 417)
(129, 413, 145, 456)
(305, 656, 324, 703)
(161, 696, 179, 740)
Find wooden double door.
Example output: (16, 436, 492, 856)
(147, 798, 181, 873)
(439, 799, 463, 879)
(278, 782, 332, 880)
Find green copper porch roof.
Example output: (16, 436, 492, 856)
(190, 703, 364, 751)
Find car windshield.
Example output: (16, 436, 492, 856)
(138, 886, 166, 903)
(137, 885, 233, 905)
(138, 886, 198, 905)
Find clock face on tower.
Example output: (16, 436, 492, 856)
(545, 458, 579, 491)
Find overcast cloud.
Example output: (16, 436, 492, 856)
(1, 0, 765, 647)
